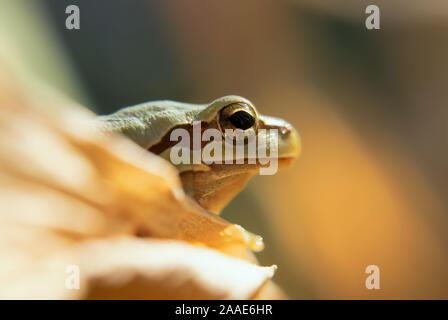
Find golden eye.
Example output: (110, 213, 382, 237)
(218, 103, 258, 132)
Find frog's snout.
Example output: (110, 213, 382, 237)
(278, 123, 301, 160)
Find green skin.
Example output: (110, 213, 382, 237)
(96, 95, 300, 214)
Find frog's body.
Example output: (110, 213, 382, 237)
(96, 95, 300, 214)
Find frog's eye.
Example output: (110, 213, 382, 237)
(218, 103, 258, 132)
(228, 111, 255, 130)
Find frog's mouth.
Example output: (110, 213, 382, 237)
(202, 120, 301, 166)
(155, 123, 300, 177)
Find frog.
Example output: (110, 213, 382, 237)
(96, 95, 300, 214)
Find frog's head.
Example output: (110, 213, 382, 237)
(98, 95, 300, 214)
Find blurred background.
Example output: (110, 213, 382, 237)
(1, 0, 447, 299)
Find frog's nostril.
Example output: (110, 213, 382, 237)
(280, 127, 290, 136)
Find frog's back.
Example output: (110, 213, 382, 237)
(95, 100, 206, 149)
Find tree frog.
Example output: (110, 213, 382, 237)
(96, 95, 300, 214)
